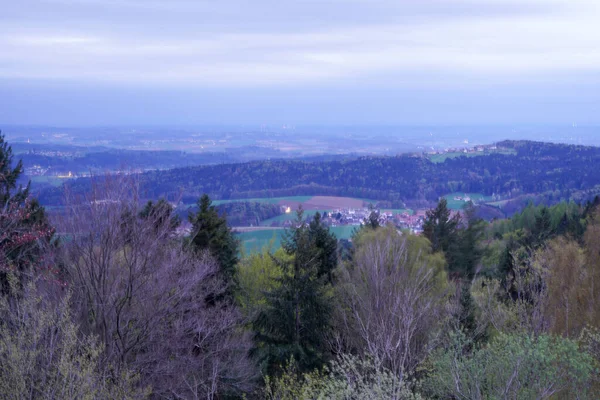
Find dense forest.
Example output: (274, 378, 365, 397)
(19, 146, 236, 173)
(37, 140, 600, 210)
(3, 131, 600, 399)
(213, 201, 283, 226)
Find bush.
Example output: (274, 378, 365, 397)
(265, 354, 421, 400)
(424, 330, 595, 399)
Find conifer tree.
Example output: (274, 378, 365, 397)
(531, 206, 552, 247)
(0, 132, 28, 207)
(189, 194, 238, 285)
(423, 198, 459, 254)
(252, 208, 332, 375)
(0, 132, 54, 291)
(454, 202, 486, 279)
(308, 211, 338, 283)
(139, 199, 180, 233)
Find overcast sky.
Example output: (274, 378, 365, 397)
(1, 0, 599, 126)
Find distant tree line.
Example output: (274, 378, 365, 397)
(37, 140, 600, 210)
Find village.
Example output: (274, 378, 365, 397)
(277, 206, 429, 234)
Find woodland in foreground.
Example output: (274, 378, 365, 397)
(2, 132, 600, 399)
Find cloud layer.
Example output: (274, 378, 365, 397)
(2, 0, 599, 87)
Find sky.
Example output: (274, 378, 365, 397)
(1, 0, 600, 126)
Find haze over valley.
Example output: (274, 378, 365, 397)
(2, 0, 600, 399)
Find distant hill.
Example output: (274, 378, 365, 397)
(36, 141, 600, 210)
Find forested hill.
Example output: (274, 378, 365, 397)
(38, 140, 600, 207)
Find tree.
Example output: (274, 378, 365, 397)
(189, 194, 239, 286)
(422, 198, 459, 255)
(336, 226, 449, 379)
(424, 331, 595, 399)
(453, 202, 486, 280)
(308, 211, 338, 283)
(138, 198, 180, 233)
(364, 209, 380, 230)
(583, 211, 600, 327)
(264, 354, 421, 400)
(0, 132, 54, 292)
(59, 176, 255, 398)
(0, 131, 27, 206)
(530, 206, 552, 247)
(539, 237, 588, 338)
(237, 244, 288, 314)
(0, 279, 145, 399)
(252, 208, 333, 376)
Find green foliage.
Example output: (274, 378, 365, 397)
(308, 211, 338, 283)
(336, 226, 449, 377)
(139, 199, 180, 232)
(237, 244, 288, 312)
(453, 202, 487, 279)
(215, 200, 284, 226)
(51, 139, 600, 208)
(0, 132, 54, 292)
(252, 208, 334, 376)
(423, 198, 459, 255)
(264, 354, 421, 400)
(189, 193, 239, 285)
(0, 132, 27, 206)
(424, 331, 595, 399)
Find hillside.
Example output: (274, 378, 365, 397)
(36, 140, 600, 208)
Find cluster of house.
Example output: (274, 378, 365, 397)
(453, 195, 472, 202)
(426, 144, 499, 156)
(279, 207, 427, 234)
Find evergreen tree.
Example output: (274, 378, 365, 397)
(189, 194, 238, 285)
(0, 132, 28, 206)
(364, 209, 380, 230)
(423, 198, 460, 254)
(0, 132, 54, 292)
(456, 283, 479, 341)
(252, 208, 332, 375)
(139, 199, 180, 233)
(531, 206, 552, 247)
(556, 212, 570, 237)
(308, 211, 338, 283)
(453, 202, 486, 279)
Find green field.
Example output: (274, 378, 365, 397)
(259, 209, 331, 226)
(237, 225, 358, 254)
(29, 176, 66, 187)
(211, 196, 383, 207)
(428, 149, 517, 164)
(443, 192, 493, 210)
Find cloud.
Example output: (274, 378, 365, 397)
(0, 0, 598, 87)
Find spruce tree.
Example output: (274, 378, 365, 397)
(0, 131, 54, 291)
(189, 194, 238, 285)
(139, 199, 180, 233)
(454, 202, 485, 280)
(0, 132, 28, 206)
(252, 208, 332, 375)
(423, 198, 459, 254)
(308, 211, 338, 283)
(531, 206, 552, 246)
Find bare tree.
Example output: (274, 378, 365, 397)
(56, 174, 255, 398)
(335, 227, 450, 380)
(0, 279, 145, 399)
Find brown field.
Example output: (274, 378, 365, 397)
(278, 196, 366, 210)
(233, 226, 284, 232)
